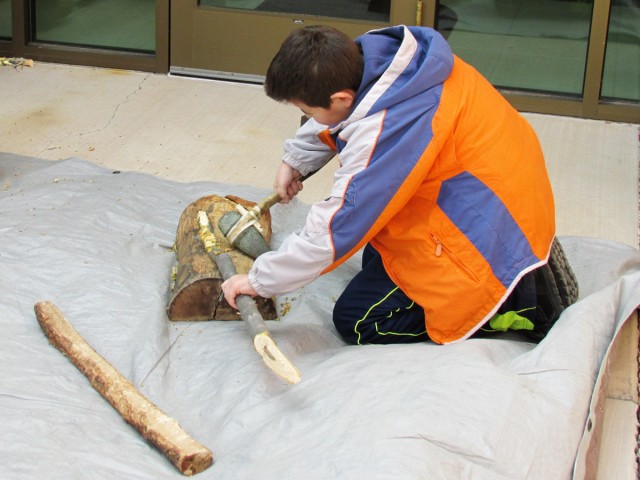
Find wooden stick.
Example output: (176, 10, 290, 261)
(197, 211, 301, 384)
(34, 301, 213, 476)
(214, 252, 301, 385)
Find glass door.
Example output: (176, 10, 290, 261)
(0, 0, 168, 73)
(170, 0, 420, 81)
(31, 0, 155, 53)
(437, 0, 595, 96)
(434, 0, 639, 122)
(601, 0, 640, 103)
(0, 0, 10, 40)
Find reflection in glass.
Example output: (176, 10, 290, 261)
(199, 0, 390, 23)
(437, 0, 593, 96)
(601, 0, 640, 102)
(33, 0, 155, 53)
(0, 0, 11, 39)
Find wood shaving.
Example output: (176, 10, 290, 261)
(0, 57, 33, 68)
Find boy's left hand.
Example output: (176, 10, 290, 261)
(221, 274, 258, 309)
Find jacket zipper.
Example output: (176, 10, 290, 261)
(430, 233, 480, 283)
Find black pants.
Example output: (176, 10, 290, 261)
(333, 244, 539, 345)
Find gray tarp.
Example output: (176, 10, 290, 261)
(1, 153, 639, 479)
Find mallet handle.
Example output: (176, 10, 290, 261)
(255, 169, 317, 213)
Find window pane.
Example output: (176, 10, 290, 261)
(198, 0, 391, 23)
(437, 0, 593, 96)
(601, 0, 640, 102)
(33, 0, 155, 53)
(0, 0, 10, 39)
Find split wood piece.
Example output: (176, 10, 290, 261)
(34, 301, 213, 476)
(198, 211, 301, 385)
(167, 194, 277, 321)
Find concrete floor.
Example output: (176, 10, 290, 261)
(1, 62, 639, 249)
(1, 61, 639, 477)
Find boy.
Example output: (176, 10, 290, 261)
(221, 25, 567, 345)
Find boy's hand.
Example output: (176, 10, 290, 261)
(221, 274, 258, 309)
(275, 162, 303, 203)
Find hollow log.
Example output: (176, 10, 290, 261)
(167, 194, 277, 321)
(34, 301, 213, 476)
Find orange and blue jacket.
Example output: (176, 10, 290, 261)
(250, 25, 555, 344)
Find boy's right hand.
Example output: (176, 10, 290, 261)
(275, 162, 304, 203)
(221, 274, 257, 310)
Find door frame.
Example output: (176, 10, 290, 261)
(170, 0, 638, 123)
(1, 0, 637, 122)
(170, 0, 419, 82)
(0, 0, 169, 73)
(427, 0, 639, 124)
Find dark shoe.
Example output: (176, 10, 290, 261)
(521, 238, 579, 342)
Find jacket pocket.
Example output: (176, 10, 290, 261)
(429, 233, 480, 283)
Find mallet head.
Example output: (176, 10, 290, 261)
(218, 211, 270, 259)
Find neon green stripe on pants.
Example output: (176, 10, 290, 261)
(353, 287, 427, 344)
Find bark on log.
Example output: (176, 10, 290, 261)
(34, 301, 213, 476)
(167, 194, 277, 321)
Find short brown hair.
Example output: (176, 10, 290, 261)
(264, 25, 363, 109)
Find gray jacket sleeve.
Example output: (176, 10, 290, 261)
(281, 118, 337, 176)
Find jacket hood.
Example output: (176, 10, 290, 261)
(349, 26, 454, 122)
